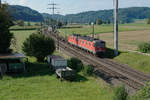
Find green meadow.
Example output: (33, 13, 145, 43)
(0, 59, 114, 100)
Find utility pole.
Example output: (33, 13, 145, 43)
(47, 2, 59, 32)
(114, 0, 119, 56)
(48, 3, 58, 15)
(91, 22, 95, 38)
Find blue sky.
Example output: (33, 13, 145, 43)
(3, 0, 150, 15)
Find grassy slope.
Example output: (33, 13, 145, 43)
(11, 30, 36, 53)
(114, 52, 150, 74)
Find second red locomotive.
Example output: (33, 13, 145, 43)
(68, 34, 106, 55)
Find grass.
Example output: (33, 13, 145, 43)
(0, 58, 114, 100)
(114, 52, 150, 74)
(11, 30, 36, 53)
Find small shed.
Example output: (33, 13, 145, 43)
(47, 55, 67, 70)
(0, 53, 26, 73)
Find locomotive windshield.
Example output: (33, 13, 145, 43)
(94, 41, 105, 48)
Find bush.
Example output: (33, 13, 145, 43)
(16, 20, 24, 26)
(83, 65, 94, 76)
(22, 33, 55, 62)
(67, 57, 83, 72)
(113, 85, 128, 100)
(133, 83, 150, 100)
(138, 42, 150, 53)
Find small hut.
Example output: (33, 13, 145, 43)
(0, 53, 27, 75)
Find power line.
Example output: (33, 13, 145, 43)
(114, 0, 119, 56)
(48, 3, 59, 15)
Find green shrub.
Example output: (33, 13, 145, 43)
(67, 57, 83, 72)
(113, 85, 128, 100)
(147, 18, 150, 24)
(133, 83, 150, 100)
(138, 42, 150, 53)
(83, 65, 94, 76)
(22, 33, 55, 62)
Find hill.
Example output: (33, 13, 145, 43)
(7, 5, 150, 23)
(8, 5, 44, 22)
(42, 7, 150, 24)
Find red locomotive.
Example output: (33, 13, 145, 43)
(68, 34, 106, 55)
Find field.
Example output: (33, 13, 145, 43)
(98, 30, 150, 51)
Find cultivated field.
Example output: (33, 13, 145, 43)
(97, 30, 150, 51)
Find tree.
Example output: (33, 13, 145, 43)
(96, 19, 103, 25)
(67, 57, 83, 72)
(0, 4, 14, 53)
(22, 34, 55, 62)
(147, 18, 150, 24)
(16, 20, 24, 26)
(57, 21, 63, 28)
(27, 21, 31, 26)
(107, 20, 111, 24)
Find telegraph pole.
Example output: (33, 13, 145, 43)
(47, 2, 59, 32)
(48, 3, 58, 15)
(114, 0, 119, 56)
(91, 22, 95, 38)
(48, 2, 60, 50)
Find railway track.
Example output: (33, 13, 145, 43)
(44, 31, 150, 90)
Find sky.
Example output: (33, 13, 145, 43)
(2, 0, 150, 15)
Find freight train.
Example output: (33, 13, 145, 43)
(68, 34, 106, 56)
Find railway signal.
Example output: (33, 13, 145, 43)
(114, 0, 119, 56)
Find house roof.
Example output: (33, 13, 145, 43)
(0, 53, 26, 59)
